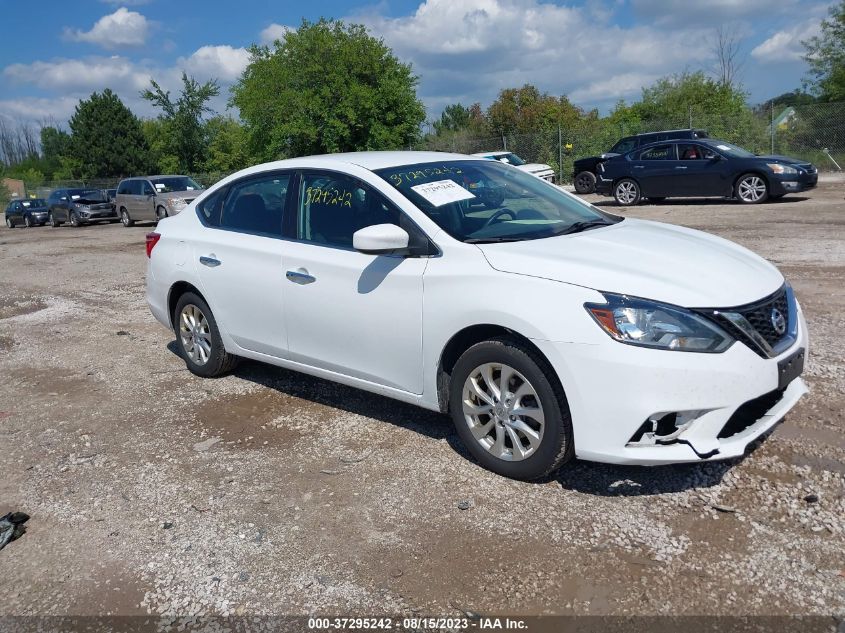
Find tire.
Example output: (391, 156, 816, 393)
(735, 173, 769, 204)
(613, 178, 641, 206)
(69, 211, 80, 227)
(49, 213, 60, 227)
(173, 292, 239, 378)
(448, 337, 574, 481)
(156, 206, 169, 221)
(648, 197, 666, 203)
(120, 208, 134, 227)
(5, 217, 14, 229)
(574, 171, 596, 194)
(24, 215, 33, 228)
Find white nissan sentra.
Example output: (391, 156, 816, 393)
(146, 152, 808, 480)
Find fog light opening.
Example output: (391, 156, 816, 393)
(627, 411, 704, 447)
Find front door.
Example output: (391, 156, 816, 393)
(281, 171, 427, 394)
(631, 143, 679, 197)
(193, 172, 292, 358)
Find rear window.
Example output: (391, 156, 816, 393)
(21, 199, 46, 207)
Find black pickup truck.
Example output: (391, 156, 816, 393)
(573, 129, 708, 193)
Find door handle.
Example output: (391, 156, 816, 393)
(633, 165, 645, 169)
(286, 269, 316, 285)
(675, 166, 688, 170)
(199, 256, 221, 267)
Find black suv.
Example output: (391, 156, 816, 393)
(573, 129, 708, 193)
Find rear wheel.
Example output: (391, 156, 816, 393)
(613, 178, 641, 206)
(173, 292, 239, 378)
(49, 213, 60, 227)
(120, 208, 134, 227)
(574, 171, 596, 194)
(449, 337, 573, 481)
(735, 174, 768, 204)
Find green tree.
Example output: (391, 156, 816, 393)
(432, 104, 472, 135)
(142, 72, 220, 172)
(201, 116, 252, 174)
(803, 1, 845, 101)
(232, 18, 426, 159)
(68, 89, 151, 179)
(39, 126, 71, 180)
(487, 85, 583, 136)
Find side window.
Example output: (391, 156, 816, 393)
(117, 181, 130, 195)
(678, 144, 703, 160)
(197, 188, 226, 227)
(141, 181, 155, 196)
(297, 172, 399, 248)
(639, 144, 676, 160)
(129, 181, 142, 195)
(219, 173, 289, 237)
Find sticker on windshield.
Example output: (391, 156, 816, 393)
(410, 180, 475, 207)
(155, 184, 166, 191)
(716, 145, 731, 150)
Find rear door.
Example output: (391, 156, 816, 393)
(630, 144, 678, 196)
(192, 171, 291, 358)
(139, 180, 157, 221)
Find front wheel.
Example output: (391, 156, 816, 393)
(69, 211, 80, 227)
(173, 292, 239, 378)
(614, 178, 641, 206)
(120, 209, 134, 227)
(156, 206, 169, 221)
(5, 217, 14, 229)
(574, 171, 596, 194)
(24, 215, 33, 228)
(449, 337, 574, 481)
(735, 174, 768, 204)
(49, 213, 60, 227)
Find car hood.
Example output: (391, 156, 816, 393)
(517, 163, 554, 174)
(758, 154, 814, 166)
(476, 218, 783, 307)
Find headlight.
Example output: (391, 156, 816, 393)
(168, 197, 187, 211)
(767, 163, 798, 175)
(585, 294, 733, 353)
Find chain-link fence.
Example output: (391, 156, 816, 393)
(11, 102, 845, 197)
(416, 101, 845, 183)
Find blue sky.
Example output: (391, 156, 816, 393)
(0, 0, 834, 127)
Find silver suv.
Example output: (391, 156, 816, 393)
(115, 175, 204, 227)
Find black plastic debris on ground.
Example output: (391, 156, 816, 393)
(0, 512, 29, 551)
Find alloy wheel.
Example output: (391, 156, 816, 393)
(5, 218, 12, 229)
(70, 212, 79, 227)
(179, 304, 212, 366)
(461, 362, 545, 462)
(25, 215, 32, 228)
(738, 176, 766, 203)
(615, 181, 638, 204)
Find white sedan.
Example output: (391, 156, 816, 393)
(146, 151, 808, 480)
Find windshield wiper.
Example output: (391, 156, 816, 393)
(556, 219, 614, 236)
(465, 236, 528, 244)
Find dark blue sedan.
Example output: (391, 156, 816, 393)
(4, 198, 49, 228)
(595, 139, 818, 206)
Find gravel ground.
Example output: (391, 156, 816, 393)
(0, 184, 843, 622)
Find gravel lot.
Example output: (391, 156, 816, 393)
(0, 183, 843, 622)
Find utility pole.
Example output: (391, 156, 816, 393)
(771, 100, 775, 155)
(558, 125, 563, 185)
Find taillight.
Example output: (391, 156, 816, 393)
(145, 232, 161, 258)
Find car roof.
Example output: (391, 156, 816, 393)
(237, 151, 485, 174)
(123, 175, 189, 180)
(633, 128, 706, 137)
(471, 151, 508, 157)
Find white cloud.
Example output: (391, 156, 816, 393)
(178, 45, 251, 82)
(64, 8, 151, 50)
(751, 19, 821, 63)
(357, 0, 712, 112)
(3, 56, 151, 93)
(0, 97, 81, 123)
(260, 23, 293, 45)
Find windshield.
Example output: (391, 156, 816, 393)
(21, 199, 46, 207)
(375, 160, 619, 243)
(68, 189, 107, 202)
(709, 141, 756, 158)
(150, 176, 202, 193)
(486, 152, 526, 166)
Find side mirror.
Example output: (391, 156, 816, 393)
(353, 224, 409, 255)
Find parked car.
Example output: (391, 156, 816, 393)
(573, 129, 708, 194)
(4, 198, 49, 228)
(595, 138, 818, 206)
(147, 151, 807, 481)
(473, 151, 556, 183)
(47, 188, 118, 227)
(115, 175, 204, 227)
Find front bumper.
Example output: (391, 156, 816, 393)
(78, 209, 118, 221)
(533, 306, 809, 465)
(770, 171, 818, 195)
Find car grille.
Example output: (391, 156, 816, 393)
(799, 163, 817, 175)
(702, 285, 795, 358)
